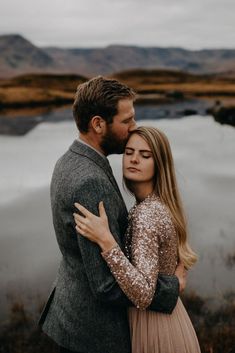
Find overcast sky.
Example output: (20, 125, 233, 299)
(0, 0, 234, 49)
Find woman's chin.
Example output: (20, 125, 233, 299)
(124, 174, 141, 182)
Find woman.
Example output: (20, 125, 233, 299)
(73, 126, 201, 353)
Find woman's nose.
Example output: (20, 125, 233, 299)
(130, 153, 139, 163)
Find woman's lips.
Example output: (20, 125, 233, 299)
(127, 167, 140, 172)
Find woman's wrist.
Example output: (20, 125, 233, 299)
(98, 231, 117, 252)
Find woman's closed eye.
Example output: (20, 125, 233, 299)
(141, 154, 151, 159)
(140, 151, 152, 158)
(125, 149, 152, 159)
(125, 149, 133, 155)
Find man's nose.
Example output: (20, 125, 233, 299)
(128, 119, 137, 132)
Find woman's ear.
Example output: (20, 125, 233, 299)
(90, 116, 106, 134)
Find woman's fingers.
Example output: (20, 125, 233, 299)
(74, 202, 92, 217)
(98, 201, 107, 219)
(75, 217, 87, 233)
(75, 224, 86, 235)
(73, 212, 87, 225)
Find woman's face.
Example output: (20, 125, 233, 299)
(123, 133, 155, 184)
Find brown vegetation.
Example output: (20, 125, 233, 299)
(0, 87, 73, 108)
(182, 291, 235, 353)
(0, 70, 235, 114)
(225, 251, 235, 269)
(0, 299, 58, 353)
(0, 291, 235, 353)
(112, 69, 235, 98)
(0, 74, 87, 109)
(0, 73, 87, 91)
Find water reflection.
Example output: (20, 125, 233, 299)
(0, 99, 210, 135)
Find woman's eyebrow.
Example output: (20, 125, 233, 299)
(125, 147, 134, 150)
(140, 149, 152, 153)
(125, 147, 152, 153)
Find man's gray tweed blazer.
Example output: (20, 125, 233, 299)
(39, 140, 179, 353)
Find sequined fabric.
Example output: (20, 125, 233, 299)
(102, 193, 178, 310)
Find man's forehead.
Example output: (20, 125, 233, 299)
(117, 107, 135, 120)
(117, 98, 134, 110)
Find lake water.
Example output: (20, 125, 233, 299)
(0, 107, 235, 318)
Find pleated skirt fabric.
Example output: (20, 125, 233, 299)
(128, 298, 201, 353)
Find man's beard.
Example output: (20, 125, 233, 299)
(101, 126, 128, 155)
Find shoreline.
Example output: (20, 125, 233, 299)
(0, 98, 211, 136)
(0, 93, 235, 112)
(0, 70, 234, 130)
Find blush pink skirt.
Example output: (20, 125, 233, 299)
(128, 298, 201, 353)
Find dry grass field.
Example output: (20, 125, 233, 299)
(0, 74, 86, 108)
(0, 70, 235, 110)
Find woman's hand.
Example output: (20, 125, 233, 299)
(174, 262, 187, 293)
(73, 201, 117, 252)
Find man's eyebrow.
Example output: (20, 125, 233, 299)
(122, 115, 135, 122)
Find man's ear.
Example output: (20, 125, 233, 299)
(90, 116, 106, 134)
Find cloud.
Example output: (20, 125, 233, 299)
(0, 0, 234, 49)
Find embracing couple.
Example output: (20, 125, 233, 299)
(39, 76, 201, 353)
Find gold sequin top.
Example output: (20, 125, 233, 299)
(102, 193, 178, 310)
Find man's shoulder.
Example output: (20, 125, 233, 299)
(52, 150, 111, 189)
(54, 148, 103, 175)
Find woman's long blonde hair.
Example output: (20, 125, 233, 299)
(124, 126, 197, 269)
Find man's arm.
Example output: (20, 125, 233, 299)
(149, 263, 187, 314)
(72, 176, 132, 307)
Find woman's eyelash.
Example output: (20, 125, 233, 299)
(125, 151, 151, 158)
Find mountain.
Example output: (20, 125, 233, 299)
(44, 45, 235, 76)
(0, 34, 57, 78)
(0, 34, 235, 78)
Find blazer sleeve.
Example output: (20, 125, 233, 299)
(72, 175, 132, 307)
(149, 274, 179, 313)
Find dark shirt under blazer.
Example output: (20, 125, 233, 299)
(39, 140, 179, 353)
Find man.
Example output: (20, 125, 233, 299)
(39, 76, 186, 353)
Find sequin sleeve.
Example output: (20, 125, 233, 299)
(101, 203, 163, 310)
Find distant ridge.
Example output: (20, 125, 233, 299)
(0, 34, 55, 78)
(0, 34, 235, 78)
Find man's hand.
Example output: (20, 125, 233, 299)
(174, 262, 187, 293)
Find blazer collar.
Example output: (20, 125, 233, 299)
(69, 139, 112, 175)
(69, 140, 125, 202)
